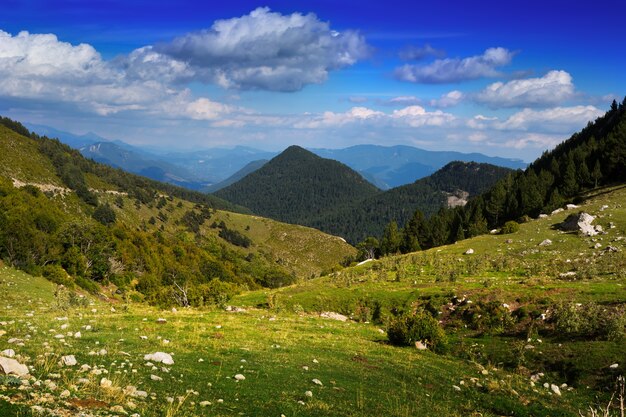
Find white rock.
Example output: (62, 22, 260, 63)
(0, 357, 29, 376)
(61, 355, 77, 366)
(144, 352, 174, 365)
(550, 384, 561, 396)
(60, 389, 70, 398)
(566, 204, 579, 210)
(100, 378, 113, 388)
(234, 374, 245, 381)
(1, 349, 15, 358)
(73, 332, 81, 339)
(415, 341, 428, 350)
(464, 248, 474, 255)
(150, 374, 163, 381)
(453, 385, 461, 391)
(320, 312, 348, 322)
(539, 239, 552, 246)
(312, 379, 323, 386)
(305, 390, 313, 398)
(609, 363, 619, 369)
(200, 401, 211, 407)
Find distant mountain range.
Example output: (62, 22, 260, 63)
(25, 124, 526, 191)
(215, 146, 513, 243)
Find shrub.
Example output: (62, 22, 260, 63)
(188, 279, 239, 307)
(500, 221, 520, 234)
(387, 311, 448, 353)
(42, 264, 74, 287)
(258, 270, 297, 289)
(461, 301, 515, 334)
(93, 203, 116, 225)
(551, 302, 625, 340)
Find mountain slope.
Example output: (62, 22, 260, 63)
(0, 117, 356, 306)
(204, 159, 269, 192)
(310, 161, 513, 243)
(214, 145, 381, 225)
(81, 141, 208, 190)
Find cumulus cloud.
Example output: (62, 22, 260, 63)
(0, 30, 240, 120)
(399, 44, 445, 61)
(394, 47, 513, 84)
(429, 90, 464, 107)
(154, 7, 370, 91)
(476, 70, 575, 108)
(391, 105, 456, 127)
(295, 107, 384, 128)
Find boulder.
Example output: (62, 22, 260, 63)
(320, 312, 348, 322)
(539, 239, 552, 246)
(0, 357, 29, 376)
(464, 248, 474, 255)
(559, 212, 597, 236)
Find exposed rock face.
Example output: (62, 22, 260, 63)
(320, 312, 348, 322)
(559, 212, 598, 236)
(0, 356, 29, 376)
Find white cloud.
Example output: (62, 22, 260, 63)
(0, 29, 238, 121)
(429, 90, 464, 107)
(155, 7, 370, 91)
(394, 47, 513, 84)
(498, 105, 603, 131)
(391, 105, 456, 127)
(476, 70, 575, 108)
(379, 96, 422, 106)
(295, 106, 384, 128)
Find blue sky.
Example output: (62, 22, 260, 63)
(1, 0, 624, 161)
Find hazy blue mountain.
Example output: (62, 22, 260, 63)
(80, 142, 208, 190)
(310, 145, 526, 189)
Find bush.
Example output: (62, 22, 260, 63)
(551, 302, 624, 340)
(461, 301, 515, 334)
(258, 270, 297, 289)
(500, 220, 520, 234)
(42, 264, 74, 287)
(387, 311, 448, 353)
(93, 204, 116, 225)
(188, 279, 239, 307)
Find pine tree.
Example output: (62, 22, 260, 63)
(380, 221, 401, 256)
(592, 160, 602, 188)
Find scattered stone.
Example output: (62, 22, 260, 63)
(551, 208, 564, 215)
(464, 248, 474, 255)
(200, 401, 211, 407)
(594, 242, 602, 249)
(414, 341, 428, 350)
(156, 318, 167, 324)
(312, 379, 323, 386)
(100, 378, 113, 388)
(144, 352, 174, 365)
(61, 355, 77, 367)
(1, 349, 15, 358)
(234, 374, 246, 381)
(550, 384, 562, 396)
(452, 385, 461, 391)
(566, 204, 579, 210)
(60, 389, 70, 399)
(150, 374, 163, 381)
(305, 390, 313, 398)
(539, 239, 552, 246)
(539, 214, 548, 219)
(320, 312, 348, 322)
(0, 356, 29, 376)
(609, 363, 619, 369)
(481, 369, 489, 376)
(604, 246, 620, 253)
(110, 405, 127, 415)
(73, 332, 81, 339)
(559, 272, 577, 279)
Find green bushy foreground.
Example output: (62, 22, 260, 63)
(1, 185, 625, 416)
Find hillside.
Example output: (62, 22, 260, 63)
(0, 118, 356, 306)
(214, 146, 381, 225)
(204, 159, 269, 192)
(311, 161, 513, 243)
(0, 186, 622, 416)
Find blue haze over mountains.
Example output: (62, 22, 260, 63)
(26, 124, 526, 191)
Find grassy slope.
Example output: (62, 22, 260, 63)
(0, 263, 599, 417)
(1, 187, 625, 416)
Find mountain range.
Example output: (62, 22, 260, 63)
(25, 124, 526, 191)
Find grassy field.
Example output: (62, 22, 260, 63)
(0, 186, 624, 416)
